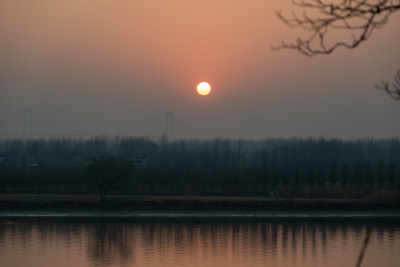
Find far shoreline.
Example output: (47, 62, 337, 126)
(1, 194, 399, 212)
(2, 210, 400, 221)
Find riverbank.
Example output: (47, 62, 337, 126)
(1, 194, 399, 211)
(2, 210, 400, 220)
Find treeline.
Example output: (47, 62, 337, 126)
(0, 137, 400, 198)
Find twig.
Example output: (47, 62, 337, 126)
(355, 227, 371, 267)
(273, 0, 400, 56)
(375, 68, 400, 100)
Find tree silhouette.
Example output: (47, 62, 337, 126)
(86, 156, 133, 202)
(273, 0, 400, 100)
(374, 68, 400, 99)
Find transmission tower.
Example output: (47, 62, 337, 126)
(23, 107, 32, 141)
(165, 110, 174, 140)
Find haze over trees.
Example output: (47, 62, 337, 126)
(0, 136, 399, 199)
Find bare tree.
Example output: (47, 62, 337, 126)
(272, 0, 400, 56)
(374, 68, 400, 99)
(273, 0, 400, 100)
(86, 156, 133, 202)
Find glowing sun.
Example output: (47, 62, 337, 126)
(196, 82, 211, 96)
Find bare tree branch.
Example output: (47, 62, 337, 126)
(273, 1, 400, 100)
(375, 68, 400, 100)
(272, 0, 400, 56)
(355, 227, 371, 267)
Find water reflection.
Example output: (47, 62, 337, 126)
(86, 222, 134, 267)
(0, 220, 399, 267)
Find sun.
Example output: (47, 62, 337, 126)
(196, 82, 211, 96)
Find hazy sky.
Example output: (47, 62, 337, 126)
(1, 0, 399, 139)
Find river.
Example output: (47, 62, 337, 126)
(0, 217, 399, 267)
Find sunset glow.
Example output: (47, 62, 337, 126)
(1, 1, 400, 266)
(197, 82, 211, 96)
(0, 1, 398, 138)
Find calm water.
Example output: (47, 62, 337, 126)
(0, 219, 399, 267)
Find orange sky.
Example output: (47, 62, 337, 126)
(0, 0, 399, 139)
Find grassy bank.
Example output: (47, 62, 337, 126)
(0, 194, 399, 210)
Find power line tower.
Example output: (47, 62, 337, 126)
(23, 107, 32, 142)
(165, 110, 174, 140)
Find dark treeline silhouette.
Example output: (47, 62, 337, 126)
(0, 136, 399, 198)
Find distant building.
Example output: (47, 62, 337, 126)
(72, 156, 83, 164)
(127, 158, 148, 169)
(0, 154, 18, 166)
(27, 163, 39, 167)
(0, 154, 7, 165)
